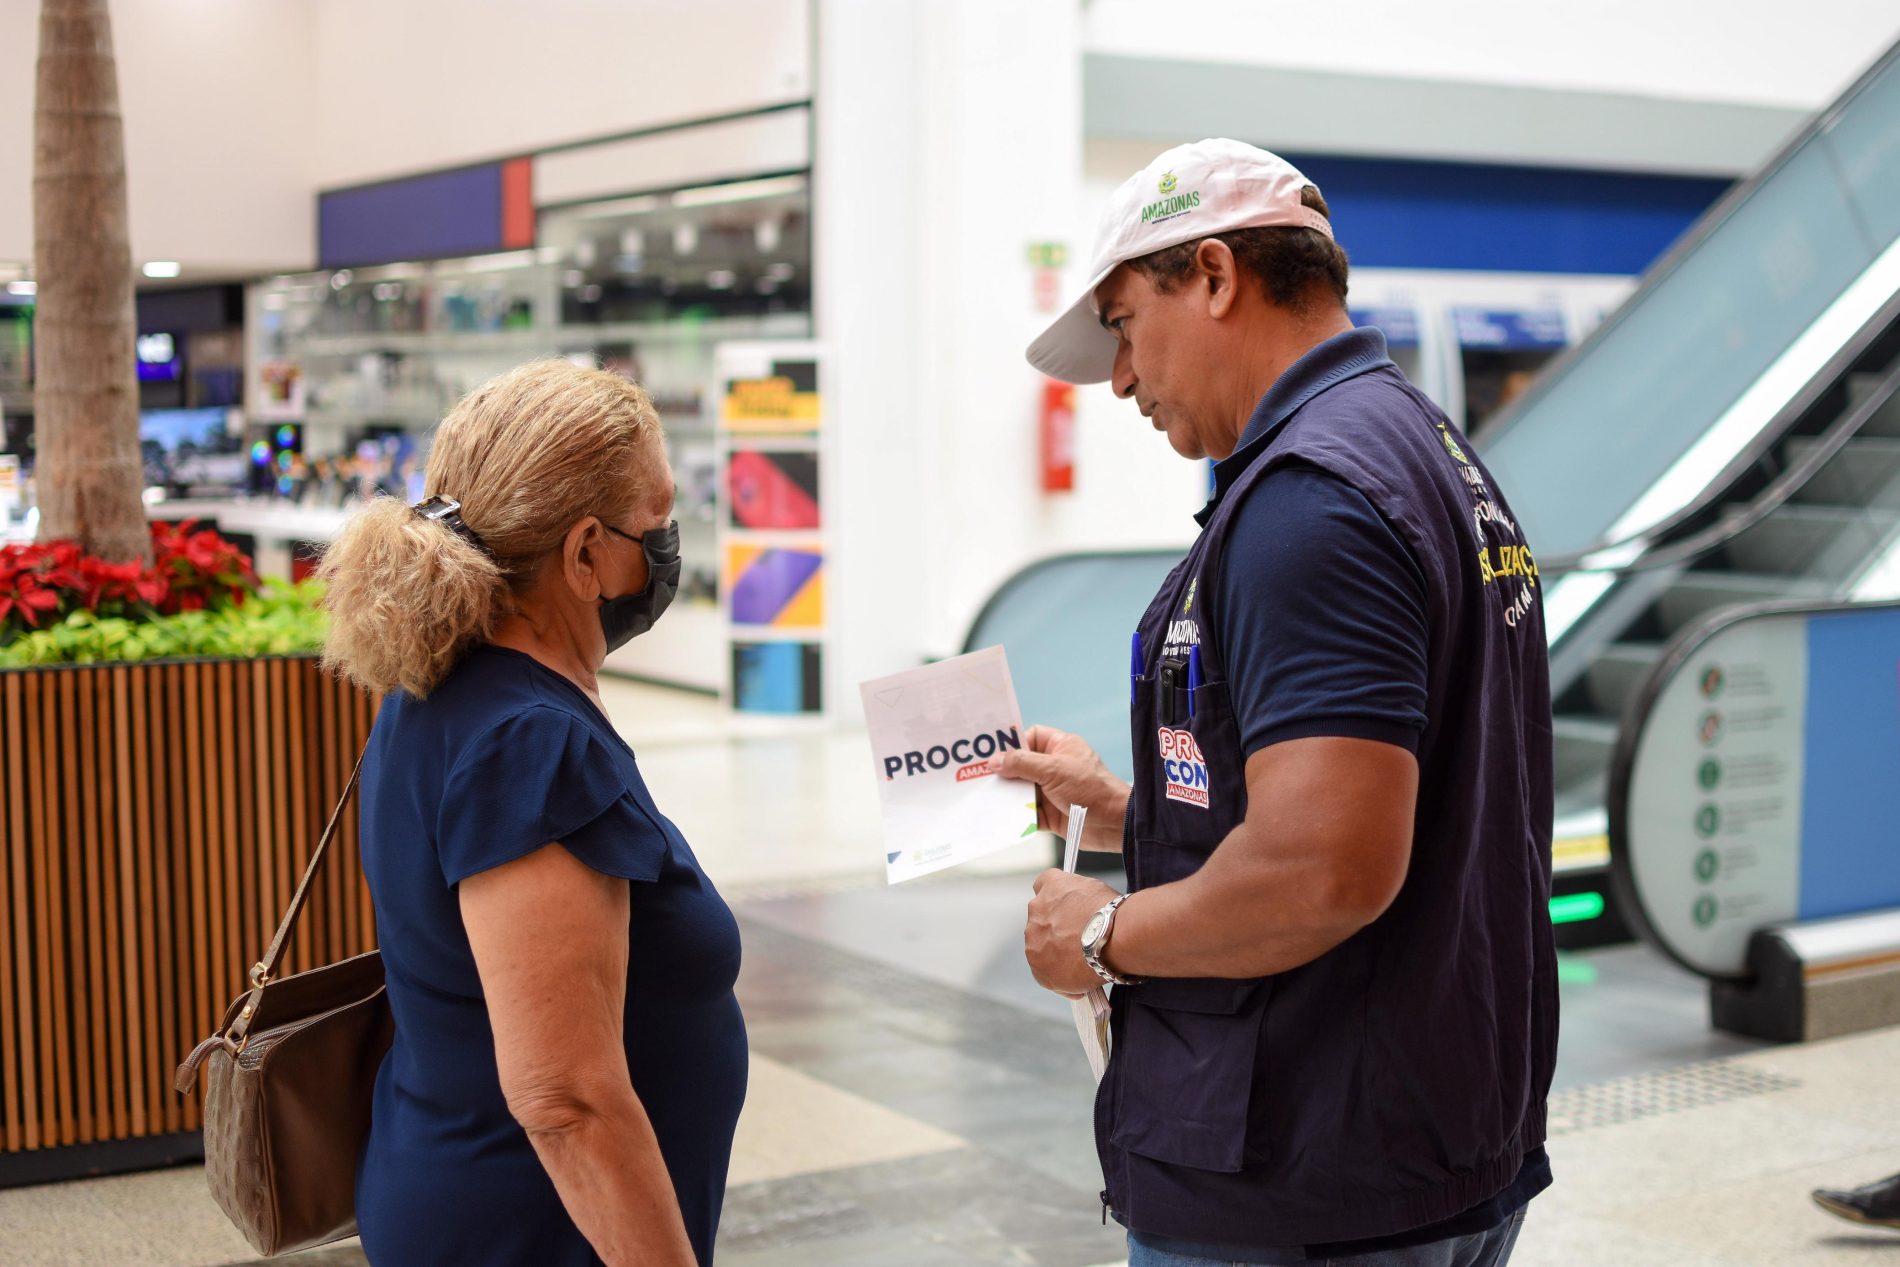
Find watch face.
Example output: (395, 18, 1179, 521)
(1083, 912, 1108, 948)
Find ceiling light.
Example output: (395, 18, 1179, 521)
(673, 224, 698, 255)
(577, 195, 662, 219)
(457, 250, 536, 273)
(330, 270, 353, 290)
(755, 218, 782, 252)
(619, 228, 645, 257)
(142, 261, 181, 279)
(706, 270, 737, 290)
(671, 175, 807, 208)
(7, 281, 36, 296)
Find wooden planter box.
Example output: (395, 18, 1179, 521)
(0, 656, 378, 1186)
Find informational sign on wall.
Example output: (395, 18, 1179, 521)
(1619, 602, 1900, 978)
(715, 342, 827, 714)
(0, 454, 19, 518)
(720, 346, 822, 436)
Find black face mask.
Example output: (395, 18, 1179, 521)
(599, 519, 680, 652)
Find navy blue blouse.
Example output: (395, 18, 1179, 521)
(354, 644, 747, 1267)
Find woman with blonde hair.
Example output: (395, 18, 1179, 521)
(319, 360, 745, 1267)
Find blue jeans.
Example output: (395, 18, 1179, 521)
(1127, 1206, 1527, 1267)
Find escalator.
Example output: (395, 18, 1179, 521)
(1474, 38, 1900, 942)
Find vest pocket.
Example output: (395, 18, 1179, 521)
(1110, 974, 1270, 1173)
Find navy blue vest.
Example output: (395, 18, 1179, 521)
(1101, 332, 1557, 1248)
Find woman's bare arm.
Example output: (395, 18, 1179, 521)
(461, 844, 696, 1267)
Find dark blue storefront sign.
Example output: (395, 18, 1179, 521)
(1348, 306, 1421, 347)
(1451, 307, 1569, 349)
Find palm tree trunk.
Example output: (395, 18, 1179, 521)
(32, 0, 148, 563)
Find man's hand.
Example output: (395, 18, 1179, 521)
(1024, 869, 1121, 995)
(997, 725, 1131, 852)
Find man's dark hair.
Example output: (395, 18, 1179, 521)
(1125, 185, 1349, 312)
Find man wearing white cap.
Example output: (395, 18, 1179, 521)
(1004, 140, 1556, 1265)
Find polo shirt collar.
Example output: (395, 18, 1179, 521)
(1196, 326, 1394, 525)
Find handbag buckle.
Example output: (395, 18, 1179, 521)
(249, 962, 273, 989)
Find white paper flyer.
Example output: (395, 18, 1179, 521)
(859, 646, 1040, 884)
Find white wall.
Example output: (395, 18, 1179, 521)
(1082, 1, 1900, 175)
(1084, 0, 1900, 107)
(0, 0, 318, 278)
(309, 0, 811, 189)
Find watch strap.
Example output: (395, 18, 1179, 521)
(1083, 893, 1142, 986)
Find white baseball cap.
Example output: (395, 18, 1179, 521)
(1026, 139, 1333, 385)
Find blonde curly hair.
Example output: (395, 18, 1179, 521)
(318, 360, 665, 698)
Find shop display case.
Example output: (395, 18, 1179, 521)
(247, 177, 814, 693)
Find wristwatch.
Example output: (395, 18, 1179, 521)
(1081, 894, 1143, 987)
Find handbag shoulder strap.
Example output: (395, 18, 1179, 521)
(223, 749, 367, 1048)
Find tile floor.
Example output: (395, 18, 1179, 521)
(0, 680, 1894, 1266)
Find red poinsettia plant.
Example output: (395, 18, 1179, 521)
(0, 520, 258, 643)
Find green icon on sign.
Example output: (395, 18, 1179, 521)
(1699, 664, 1726, 700)
(1695, 804, 1721, 838)
(1695, 849, 1720, 882)
(1698, 758, 1722, 791)
(1693, 895, 1719, 928)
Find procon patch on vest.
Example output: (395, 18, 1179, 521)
(1159, 726, 1211, 808)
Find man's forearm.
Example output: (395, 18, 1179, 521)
(1102, 825, 1373, 978)
(1083, 784, 1133, 853)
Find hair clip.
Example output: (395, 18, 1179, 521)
(411, 495, 493, 557)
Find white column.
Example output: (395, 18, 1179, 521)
(816, 0, 1085, 717)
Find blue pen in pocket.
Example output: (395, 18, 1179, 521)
(1186, 645, 1202, 719)
(1130, 631, 1143, 704)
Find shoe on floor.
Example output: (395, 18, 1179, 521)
(1812, 1171, 1900, 1230)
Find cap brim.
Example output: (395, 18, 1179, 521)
(1026, 266, 1117, 384)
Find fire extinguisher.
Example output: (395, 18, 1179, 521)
(1040, 379, 1075, 493)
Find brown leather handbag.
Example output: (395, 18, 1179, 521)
(175, 757, 393, 1258)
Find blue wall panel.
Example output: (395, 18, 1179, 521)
(319, 165, 506, 269)
(1798, 608, 1900, 921)
(1283, 153, 1731, 275)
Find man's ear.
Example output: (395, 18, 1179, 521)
(1195, 238, 1240, 319)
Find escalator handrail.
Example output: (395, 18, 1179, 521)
(1478, 37, 1900, 457)
(959, 547, 1183, 655)
(1535, 284, 1900, 577)
(1604, 593, 1900, 982)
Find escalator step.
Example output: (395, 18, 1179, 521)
(1845, 373, 1900, 438)
(1654, 573, 1832, 634)
(1789, 436, 1900, 508)
(1722, 504, 1900, 580)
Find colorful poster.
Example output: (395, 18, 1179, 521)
(860, 647, 1040, 884)
(725, 543, 823, 629)
(727, 450, 820, 530)
(732, 641, 823, 714)
(721, 355, 821, 436)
